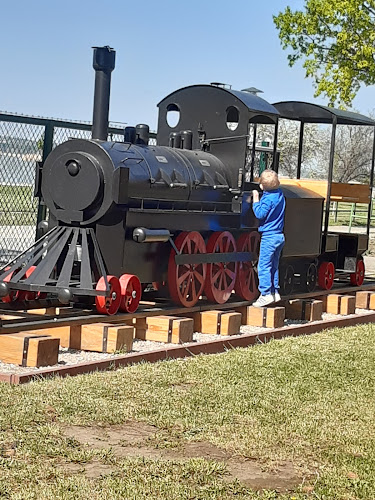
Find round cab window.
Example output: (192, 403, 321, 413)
(226, 106, 239, 131)
(166, 104, 180, 128)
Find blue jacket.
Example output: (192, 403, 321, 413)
(252, 188, 285, 234)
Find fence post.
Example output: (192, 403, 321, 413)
(35, 122, 54, 240)
(349, 203, 355, 233)
(334, 201, 338, 222)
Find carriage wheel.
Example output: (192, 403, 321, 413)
(280, 265, 294, 296)
(168, 231, 207, 307)
(301, 263, 318, 292)
(318, 261, 335, 290)
(95, 275, 121, 315)
(204, 231, 237, 304)
(119, 274, 141, 313)
(350, 258, 365, 286)
(234, 231, 260, 301)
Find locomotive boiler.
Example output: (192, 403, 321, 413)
(0, 46, 371, 314)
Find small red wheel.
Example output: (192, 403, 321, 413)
(350, 258, 365, 286)
(318, 261, 335, 290)
(234, 231, 260, 301)
(119, 274, 141, 313)
(168, 231, 207, 307)
(95, 275, 121, 315)
(204, 231, 238, 304)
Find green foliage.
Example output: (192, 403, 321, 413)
(37, 137, 44, 151)
(274, 1, 375, 107)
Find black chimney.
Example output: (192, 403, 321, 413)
(135, 124, 150, 145)
(92, 46, 116, 141)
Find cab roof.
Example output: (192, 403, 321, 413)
(158, 84, 280, 118)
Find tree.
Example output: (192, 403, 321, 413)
(277, 120, 329, 178)
(251, 121, 329, 178)
(250, 117, 374, 182)
(333, 124, 374, 182)
(274, 1, 375, 107)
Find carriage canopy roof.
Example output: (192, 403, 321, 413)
(273, 101, 375, 126)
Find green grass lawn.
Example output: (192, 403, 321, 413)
(0, 185, 37, 225)
(0, 324, 375, 499)
(329, 202, 373, 227)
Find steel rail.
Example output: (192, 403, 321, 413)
(1, 279, 375, 334)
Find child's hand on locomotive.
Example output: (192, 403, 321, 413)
(252, 190, 259, 203)
(246, 190, 260, 204)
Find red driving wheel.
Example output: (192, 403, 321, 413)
(234, 231, 260, 301)
(204, 231, 237, 304)
(318, 261, 335, 290)
(350, 258, 365, 286)
(95, 275, 121, 315)
(168, 231, 207, 307)
(119, 274, 141, 313)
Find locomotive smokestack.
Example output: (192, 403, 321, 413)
(92, 46, 116, 141)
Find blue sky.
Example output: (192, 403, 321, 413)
(1, 0, 374, 130)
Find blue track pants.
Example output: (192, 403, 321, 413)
(258, 233, 285, 296)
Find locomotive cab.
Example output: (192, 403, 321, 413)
(157, 84, 280, 190)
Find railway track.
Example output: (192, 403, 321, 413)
(1, 278, 375, 334)
(1, 278, 375, 385)
(2, 297, 375, 385)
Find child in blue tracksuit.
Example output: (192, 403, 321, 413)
(250, 169, 285, 307)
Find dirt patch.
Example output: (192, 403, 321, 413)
(63, 422, 302, 492)
(225, 459, 300, 491)
(64, 461, 115, 479)
(64, 421, 158, 448)
(170, 382, 197, 392)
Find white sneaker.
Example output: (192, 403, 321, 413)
(252, 294, 274, 308)
(273, 292, 281, 303)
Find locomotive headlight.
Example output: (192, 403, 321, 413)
(66, 160, 81, 176)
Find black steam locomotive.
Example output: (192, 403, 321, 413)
(0, 46, 372, 314)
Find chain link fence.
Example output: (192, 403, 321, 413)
(0, 113, 156, 264)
